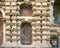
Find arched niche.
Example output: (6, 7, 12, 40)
(53, 0, 60, 24)
(20, 3, 33, 16)
(20, 21, 32, 45)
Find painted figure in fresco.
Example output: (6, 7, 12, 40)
(21, 9, 32, 16)
(20, 3, 32, 16)
(20, 22, 32, 45)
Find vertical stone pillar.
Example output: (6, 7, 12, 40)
(32, 0, 42, 47)
(3, 0, 17, 47)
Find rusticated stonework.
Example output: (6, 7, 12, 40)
(0, 0, 60, 48)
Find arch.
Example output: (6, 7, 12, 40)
(20, 21, 32, 45)
(0, 8, 5, 46)
(20, 3, 33, 16)
(0, 8, 5, 17)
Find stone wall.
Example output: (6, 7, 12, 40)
(0, 0, 57, 47)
